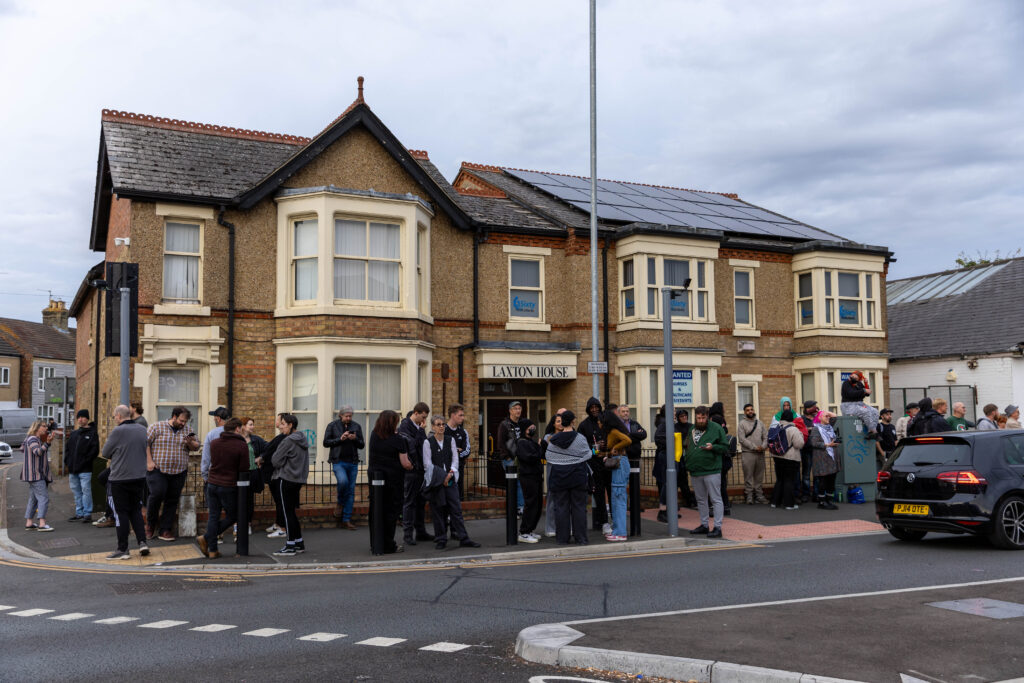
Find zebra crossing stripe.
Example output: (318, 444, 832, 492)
(8, 609, 54, 617)
(356, 637, 406, 647)
(0, 606, 16, 611)
(191, 624, 236, 632)
(139, 620, 189, 629)
(298, 632, 346, 642)
(243, 628, 290, 637)
(50, 613, 95, 621)
(420, 642, 473, 652)
(94, 616, 139, 625)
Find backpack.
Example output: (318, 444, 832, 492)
(766, 424, 791, 456)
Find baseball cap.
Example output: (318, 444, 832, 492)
(209, 406, 229, 420)
(905, 402, 919, 411)
(508, 400, 522, 409)
(1006, 404, 1019, 416)
(803, 400, 818, 411)
(880, 408, 893, 415)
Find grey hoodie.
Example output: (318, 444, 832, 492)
(271, 431, 310, 483)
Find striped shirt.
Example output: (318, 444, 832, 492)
(147, 420, 193, 475)
(21, 435, 52, 483)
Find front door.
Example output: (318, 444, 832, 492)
(483, 398, 548, 488)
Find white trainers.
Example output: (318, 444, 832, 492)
(518, 533, 539, 543)
(601, 523, 613, 536)
(265, 523, 280, 533)
(267, 529, 286, 538)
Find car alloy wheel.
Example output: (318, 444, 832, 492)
(990, 496, 1024, 550)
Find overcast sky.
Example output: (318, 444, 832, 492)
(1, 0, 1021, 325)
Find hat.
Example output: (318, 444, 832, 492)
(76, 409, 90, 420)
(803, 400, 818, 410)
(905, 402, 920, 411)
(1006, 404, 1019, 416)
(209, 406, 229, 420)
(880, 408, 893, 415)
(508, 400, 522, 410)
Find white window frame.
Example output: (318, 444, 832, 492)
(154, 366, 202, 427)
(799, 369, 884, 415)
(37, 366, 54, 391)
(735, 381, 759, 427)
(290, 360, 319, 463)
(332, 217, 403, 305)
(291, 217, 319, 304)
(640, 366, 718, 424)
(162, 220, 203, 305)
(1, 366, 10, 386)
(416, 224, 429, 314)
(621, 369, 638, 416)
(507, 254, 547, 327)
(642, 255, 714, 323)
(619, 258, 637, 321)
(733, 268, 755, 329)
(794, 269, 880, 331)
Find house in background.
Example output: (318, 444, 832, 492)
(886, 257, 1024, 419)
(0, 300, 77, 426)
(0, 337, 20, 409)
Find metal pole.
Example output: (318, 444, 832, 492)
(505, 462, 519, 545)
(370, 470, 386, 555)
(119, 287, 130, 406)
(628, 460, 641, 537)
(663, 288, 678, 537)
(589, 0, 599, 398)
(236, 472, 250, 556)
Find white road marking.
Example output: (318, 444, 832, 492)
(190, 624, 236, 632)
(243, 628, 290, 637)
(94, 616, 139, 625)
(49, 613, 95, 621)
(8, 608, 54, 617)
(564, 575, 1024, 625)
(0, 606, 16, 611)
(298, 632, 347, 642)
(356, 636, 406, 647)
(139, 620, 189, 629)
(420, 641, 472, 652)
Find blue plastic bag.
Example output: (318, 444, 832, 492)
(847, 486, 865, 504)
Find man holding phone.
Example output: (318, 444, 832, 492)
(323, 405, 364, 528)
(683, 405, 731, 539)
(145, 406, 201, 542)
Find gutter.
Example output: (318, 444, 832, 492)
(217, 207, 236, 414)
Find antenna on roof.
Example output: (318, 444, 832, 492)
(357, 76, 364, 102)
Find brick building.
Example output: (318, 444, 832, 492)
(71, 80, 891, 493)
(0, 301, 77, 425)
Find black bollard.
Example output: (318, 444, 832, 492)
(628, 460, 642, 537)
(505, 462, 518, 545)
(370, 470, 386, 555)
(236, 470, 250, 556)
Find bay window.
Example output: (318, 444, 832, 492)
(795, 269, 880, 331)
(335, 362, 402, 436)
(618, 254, 714, 323)
(620, 259, 636, 318)
(291, 362, 318, 462)
(292, 219, 318, 302)
(156, 367, 201, 424)
(334, 219, 401, 303)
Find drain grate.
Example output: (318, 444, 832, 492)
(109, 577, 250, 595)
(37, 537, 81, 550)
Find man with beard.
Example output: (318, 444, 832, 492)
(737, 403, 768, 504)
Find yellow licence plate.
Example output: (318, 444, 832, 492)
(893, 504, 930, 516)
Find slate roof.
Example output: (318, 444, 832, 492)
(887, 258, 1024, 360)
(0, 318, 76, 361)
(0, 337, 18, 358)
(102, 120, 300, 201)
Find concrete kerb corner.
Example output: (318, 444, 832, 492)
(515, 621, 865, 683)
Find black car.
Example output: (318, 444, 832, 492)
(876, 430, 1024, 549)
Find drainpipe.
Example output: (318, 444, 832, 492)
(217, 207, 236, 414)
(602, 239, 610, 406)
(457, 227, 482, 405)
(93, 288, 101, 422)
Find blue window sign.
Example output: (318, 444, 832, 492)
(673, 370, 693, 404)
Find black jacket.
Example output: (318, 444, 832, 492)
(323, 419, 365, 464)
(64, 422, 98, 474)
(516, 436, 544, 477)
(654, 419, 691, 459)
(398, 417, 427, 472)
(907, 398, 950, 436)
(619, 417, 647, 461)
(577, 397, 603, 448)
(495, 417, 523, 461)
(260, 432, 286, 484)
(841, 379, 868, 403)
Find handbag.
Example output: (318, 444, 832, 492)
(249, 466, 265, 495)
(602, 455, 621, 469)
(421, 464, 448, 493)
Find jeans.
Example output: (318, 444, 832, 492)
(110, 479, 146, 552)
(68, 471, 93, 517)
(146, 469, 187, 534)
(692, 473, 723, 529)
(25, 480, 49, 520)
(204, 484, 238, 552)
(544, 464, 556, 535)
(551, 485, 588, 545)
(609, 456, 629, 536)
(332, 461, 359, 522)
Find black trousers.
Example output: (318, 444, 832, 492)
(204, 484, 238, 552)
(721, 455, 733, 508)
(429, 483, 469, 542)
(370, 468, 404, 554)
(146, 469, 187, 534)
(110, 479, 147, 553)
(551, 484, 589, 545)
(276, 479, 303, 543)
(771, 458, 800, 508)
(591, 466, 612, 528)
(402, 471, 428, 538)
(269, 476, 286, 527)
(519, 473, 543, 535)
(817, 472, 838, 497)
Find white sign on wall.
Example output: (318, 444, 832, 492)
(673, 370, 694, 404)
(483, 365, 576, 380)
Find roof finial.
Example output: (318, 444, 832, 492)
(357, 76, 364, 102)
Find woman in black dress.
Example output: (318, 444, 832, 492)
(368, 410, 411, 554)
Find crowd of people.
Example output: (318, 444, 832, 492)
(18, 377, 1023, 557)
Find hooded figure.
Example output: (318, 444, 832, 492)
(271, 430, 310, 483)
(578, 397, 612, 533)
(577, 397, 603, 448)
(907, 397, 950, 436)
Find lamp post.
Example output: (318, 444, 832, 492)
(662, 280, 691, 537)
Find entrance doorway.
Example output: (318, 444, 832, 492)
(479, 380, 550, 489)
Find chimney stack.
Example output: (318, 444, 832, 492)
(43, 299, 69, 332)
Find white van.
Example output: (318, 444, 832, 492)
(0, 408, 37, 454)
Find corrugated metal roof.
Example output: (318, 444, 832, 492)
(886, 262, 1010, 304)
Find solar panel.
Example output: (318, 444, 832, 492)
(629, 194, 682, 211)
(542, 185, 591, 203)
(568, 201, 644, 222)
(552, 174, 592, 190)
(601, 192, 646, 208)
(658, 212, 729, 231)
(508, 169, 565, 187)
(620, 207, 677, 224)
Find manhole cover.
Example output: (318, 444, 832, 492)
(37, 537, 81, 550)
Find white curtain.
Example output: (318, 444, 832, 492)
(165, 222, 200, 252)
(291, 363, 318, 411)
(368, 262, 399, 301)
(158, 369, 200, 403)
(334, 363, 367, 410)
(333, 259, 365, 300)
(295, 259, 317, 300)
(368, 364, 401, 409)
(163, 223, 200, 302)
(294, 220, 318, 256)
(335, 219, 366, 257)
(368, 223, 400, 259)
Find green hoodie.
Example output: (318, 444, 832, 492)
(774, 396, 795, 422)
(683, 420, 730, 476)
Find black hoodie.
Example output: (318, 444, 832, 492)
(516, 420, 544, 477)
(64, 422, 99, 474)
(578, 397, 603, 448)
(907, 397, 950, 436)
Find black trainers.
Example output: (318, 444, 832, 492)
(139, 542, 150, 557)
(707, 528, 723, 539)
(294, 542, 306, 553)
(273, 545, 298, 556)
(459, 539, 481, 548)
(68, 515, 82, 522)
(415, 531, 435, 542)
(689, 525, 709, 535)
(106, 550, 130, 560)
(656, 510, 668, 523)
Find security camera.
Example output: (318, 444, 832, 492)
(90, 279, 108, 289)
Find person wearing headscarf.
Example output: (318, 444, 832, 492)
(840, 371, 880, 437)
(809, 410, 841, 510)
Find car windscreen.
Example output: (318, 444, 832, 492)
(891, 440, 972, 467)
